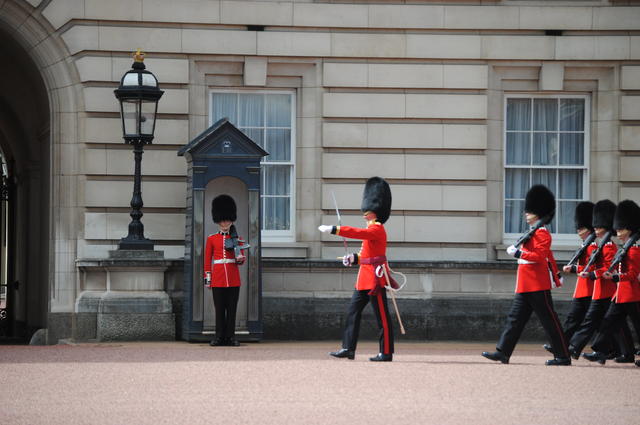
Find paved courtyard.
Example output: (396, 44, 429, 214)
(1, 341, 638, 425)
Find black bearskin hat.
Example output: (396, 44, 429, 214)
(574, 201, 595, 231)
(613, 200, 640, 232)
(524, 185, 555, 223)
(592, 199, 616, 230)
(361, 176, 392, 224)
(211, 194, 237, 223)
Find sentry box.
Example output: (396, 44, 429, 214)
(178, 119, 268, 342)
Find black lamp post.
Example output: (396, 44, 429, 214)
(114, 50, 164, 250)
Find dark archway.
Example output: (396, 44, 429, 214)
(0, 26, 50, 340)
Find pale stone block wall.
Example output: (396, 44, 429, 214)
(85, 118, 189, 146)
(621, 96, 640, 120)
(84, 213, 185, 240)
(620, 126, 640, 151)
(84, 181, 186, 208)
(322, 184, 487, 212)
(621, 66, 640, 90)
(322, 123, 486, 150)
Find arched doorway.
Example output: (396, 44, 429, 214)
(0, 26, 51, 341)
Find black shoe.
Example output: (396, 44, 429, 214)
(227, 338, 241, 347)
(209, 338, 225, 347)
(614, 354, 635, 364)
(568, 345, 580, 360)
(543, 344, 553, 354)
(369, 353, 393, 362)
(606, 351, 617, 360)
(582, 351, 607, 365)
(635, 360, 640, 367)
(481, 351, 509, 364)
(545, 357, 571, 366)
(329, 348, 355, 360)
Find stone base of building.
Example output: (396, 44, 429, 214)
(263, 295, 575, 342)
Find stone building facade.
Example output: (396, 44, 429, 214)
(0, 0, 639, 343)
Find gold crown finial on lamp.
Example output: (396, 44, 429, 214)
(133, 49, 145, 63)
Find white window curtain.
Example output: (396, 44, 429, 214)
(211, 92, 294, 236)
(505, 97, 587, 235)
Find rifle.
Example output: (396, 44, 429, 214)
(566, 232, 597, 268)
(514, 214, 552, 248)
(606, 232, 640, 274)
(225, 224, 250, 260)
(581, 230, 613, 273)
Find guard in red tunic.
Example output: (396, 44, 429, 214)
(482, 185, 570, 366)
(582, 200, 640, 365)
(319, 177, 394, 362)
(567, 200, 631, 359)
(543, 201, 595, 355)
(204, 194, 246, 347)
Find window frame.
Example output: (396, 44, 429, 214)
(209, 89, 297, 242)
(502, 93, 591, 245)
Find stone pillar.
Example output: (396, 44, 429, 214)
(76, 250, 175, 341)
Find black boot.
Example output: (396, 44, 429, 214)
(542, 344, 553, 354)
(635, 360, 640, 367)
(545, 357, 571, 366)
(209, 337, 225, 347)
(227, 338, 241, 347)
(582, 351, 607, 365)
(614, 354, 635, 363)
(369, 353, 392, 362)
(329, 348, 355, 360)
(568, 345, 580, 360)
(481, 351, 509, 364)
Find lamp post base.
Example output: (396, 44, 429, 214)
(118, 237, 154, 251)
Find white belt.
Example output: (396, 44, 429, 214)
(213, 259, 235, 264)
(517, 259, 535, 265)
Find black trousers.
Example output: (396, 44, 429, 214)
(497, 290, 569, 358)
(569, 298, 613, 353)
(592, 302, 640, 356)
(211, 286, 240, 340)
(563, 297, 592, 342)
(342, 289, 394, 355)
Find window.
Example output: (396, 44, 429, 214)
(210, 91, 296, 241)
(504, 95, 589, 238)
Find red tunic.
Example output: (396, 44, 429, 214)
(336, 221, 388, 291)
(515, 227, 555, 293)
(203, 232, 241, 288)
(613, 246, 640, 303)
(578, 243, 617, 300)
(572, 244, 594, 299)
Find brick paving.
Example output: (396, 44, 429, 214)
(0, 341, 638, 425)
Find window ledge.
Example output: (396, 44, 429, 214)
(262, 242, 308, 259)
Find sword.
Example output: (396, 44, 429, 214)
(331, 191, 349, 257)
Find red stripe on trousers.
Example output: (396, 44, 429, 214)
(377, 292, 390, 354)
(543, 290, 569, 358)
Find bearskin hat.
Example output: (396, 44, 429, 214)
(211, 194, 237, 223)
(613, 199, 640, 232)
(574, 201, 595, 231)
(592, 199, 616, 230)
(524, 185, 555, 223)
(361, 176, 392, 224)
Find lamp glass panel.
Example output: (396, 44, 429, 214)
(140, 100, 157, 136)
(123, 73, 138, 86)
(122, 99, 140, 137)
(141, 73, 156, 87)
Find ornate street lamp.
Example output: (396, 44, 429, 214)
(114, 50, 164, 250)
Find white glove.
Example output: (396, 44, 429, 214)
(342, 254, 355, 267)
(506, 245, 518, 256)
(318, 225, 333, 233)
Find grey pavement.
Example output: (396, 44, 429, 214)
(0, 341, 638, 425)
